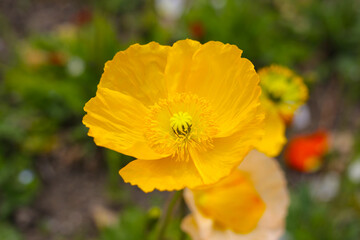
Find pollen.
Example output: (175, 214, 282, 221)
(170, 112, 193, 137)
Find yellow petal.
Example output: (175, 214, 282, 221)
(99, 42, 170, 106)
(83, 87, 167, 160)
(119, 157, 205, 193)
(171, 41, 261, 137)
(120, 109, 261, 191)
(193, 170, 266, 234)
(255, 100, 287, 157)
(83, 40, 267, 193)
(164, 39, 202, 94)
(190, 107, 264, 185)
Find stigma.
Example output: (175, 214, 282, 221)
(170, 112, 193, 137)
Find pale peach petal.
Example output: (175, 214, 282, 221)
(182, 150, 289, 240)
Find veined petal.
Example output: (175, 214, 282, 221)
(166, 40, 261, 137)
(99, 42, 170, 106)
(190, 109, 264, 185)
(164, 39, 202, 93)
(119, 157, 205, 193)
(83, 87, 167, 160)
(255, 100, 287, 157)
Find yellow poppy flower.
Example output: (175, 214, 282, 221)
(83, 39, 264, 192)
(255, 65, 308, 157)
(259, 65, 308, 119)
(181, 150, 289, 240)
(255, 99, 287, 157)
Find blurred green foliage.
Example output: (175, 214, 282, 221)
(0, 0, 360, 239)
(288, 183, 360, 240)
(97, 205, 188, 240)
(0, 223, 23, 240)
(1, 11, 124, 234)
(181, 0, 360, 99)
(98, 207, 150, 240)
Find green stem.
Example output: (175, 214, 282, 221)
(156, 190, 183, 240)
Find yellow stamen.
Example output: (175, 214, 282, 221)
(144, 93, 218, 159)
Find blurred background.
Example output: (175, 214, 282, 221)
(0, 0, 360, 239)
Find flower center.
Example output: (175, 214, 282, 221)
(145, 93, 218, 160)
(170, 112, 192, 137)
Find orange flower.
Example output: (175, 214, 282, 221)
(73, 8, 93, 26)
(190, 21, 205, 40)
(285, 130, 329, 172)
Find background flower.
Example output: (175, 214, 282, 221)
(182, 150, 289, 240)
(259, 65, 308, 121)
(255, 98, 287, 157)
(255, 65, 309, 157)
(285, 130, 329, 173)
